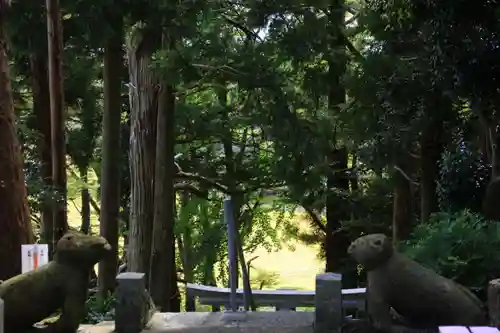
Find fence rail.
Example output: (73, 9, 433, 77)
(186, 282, 367, 312)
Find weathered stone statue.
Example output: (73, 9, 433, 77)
(348, 233, 486, 332)
(0, 232, 111, 333)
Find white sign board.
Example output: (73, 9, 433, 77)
(21, 244, 49, 273)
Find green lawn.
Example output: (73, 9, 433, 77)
(247, 217, 323, 290)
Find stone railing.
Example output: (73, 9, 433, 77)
(186, 277, 366, 313)
(0, 272, 365, 333)
(111, 272, 365, 333)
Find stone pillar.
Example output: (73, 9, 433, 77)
(488, 279, 500, 326)
(314, 273, 342, 333)
(115, 272, 152, 333)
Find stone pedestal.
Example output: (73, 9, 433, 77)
(488, 279, 500, 326)
(115, 272, 150, 333)
(314, 273, 342, 333)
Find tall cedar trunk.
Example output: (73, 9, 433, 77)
(127, 34, 158, 280)
(149, 55, 177, 311)
(98, 13, 123, 298)
(483, 129, 500, 221)
(80, 170, 91, 234)
(420, 104, 445, 224)
(392, 158, 413, 242)
(0, 0, 35, 280)
(29, 54, 53, 253)
(325, 148, 351, 274)
(325, 0, 354, 286)
(46, 0, 68, 246)
(472, 100, 500, 220)
(350, 153, 359, 193)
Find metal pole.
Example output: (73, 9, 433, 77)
(224, 198, 238, 312)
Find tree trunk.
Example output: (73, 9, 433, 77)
(392, 159, 414, 242)
(149, 48, 177, 310)
(46, 0, 68, 246)
(324, 0, 354, 287)
(29, 54, 53, 253)
(0, 1, 35, 280)
(80, 169, 91, 234)
(325, 148, 351, 273)
(98, 11, 123, 298)
(127, 32, 158, 280)
(420, 97, 446, 224)
(350, 152, 359, 193)
(482, 124, 500, 221)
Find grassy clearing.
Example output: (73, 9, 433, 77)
(66, 171, 322, 291)
(247, 217, 323, 290)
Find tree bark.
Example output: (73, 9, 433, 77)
(350, 152, 359, 193)
(98, 11, 123, 298)
(324, 0, 355, 287)
(29, 54, 53, 253)
(325, 147, 351, 276)
(392, 158, 414, 242)
(420, 96, 446, 224)
(149, 56, 177, 310)
(0, 0, 35, 280)
(80, 169, 91, 234)
(482, 125, 500, 221)
(127, 32, 159, 280)
(46, 0, 68, 246)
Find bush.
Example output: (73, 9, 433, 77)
(83, 293, 115, 324)
(401, 210, 500, 301)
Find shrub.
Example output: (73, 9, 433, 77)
(401, 210, 500, 300)
(83, 293, 115, 324)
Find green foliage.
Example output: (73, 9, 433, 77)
(8, 0, 500, 299)
(401, 210, 500, 299)
(83, 294, 115, 324)
(437, 141, 489, 213)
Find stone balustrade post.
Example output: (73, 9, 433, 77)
(115, 272, 154, 333)
(314, 273, 342, 333)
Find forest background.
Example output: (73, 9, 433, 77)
(0, 0, 498, 322)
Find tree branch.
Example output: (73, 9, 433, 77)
(303, 206, 327, 233)
(175, 162, 231, 194)
(221, 15, 263, 42)
(394, 165, 419, 186)
(174, 182, 212, 199)
(89, 194, 101, 215)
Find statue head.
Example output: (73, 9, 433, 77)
(55, 232, 112, 267)
(347, 233, 393, 271)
